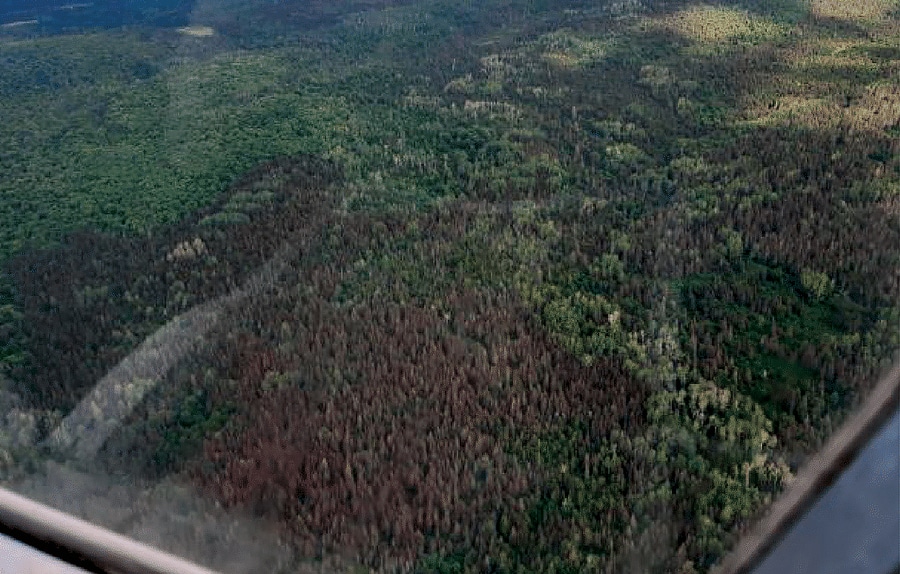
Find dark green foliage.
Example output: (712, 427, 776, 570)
(151, 388, 236, 476)
(417, 551, 467, 574)
(0, 275, 26, 372)
(675, 260, 874, 453)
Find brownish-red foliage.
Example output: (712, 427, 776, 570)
(194, 282, 640, 568)
(6, 155, 340, 410)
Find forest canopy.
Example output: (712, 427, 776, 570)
(0, 0, 898, 572)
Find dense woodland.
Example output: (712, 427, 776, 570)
(1, 0, 898, 572)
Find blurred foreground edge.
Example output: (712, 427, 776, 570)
(0, 484, 221, 574)
(715, 358, 900, 574)
(0, 361, 897, 574)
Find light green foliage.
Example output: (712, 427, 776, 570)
(419, 550, 467, 574)
(720, 227, 745, 259)
(536, 29, 614, 67)
(648, 382, 788, 485)
(603, 142, 652, 174)
(659, 5, 790, 54)
(800, 268, 833, 300)
(542, 291, 619, 362)
(524, 264, 646, 368)
(596, 253, 626, 282)
(642, 379, 791, 564)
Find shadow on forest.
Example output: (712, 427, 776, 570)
(4, 155, 341, 412)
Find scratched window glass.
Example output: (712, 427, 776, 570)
(0, 1, 897, 572)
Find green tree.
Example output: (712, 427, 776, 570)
(800, 268, 832, 300)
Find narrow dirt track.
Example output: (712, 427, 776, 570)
(45, 244, 292, 460)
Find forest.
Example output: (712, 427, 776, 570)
(0, 0, 898, 572)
